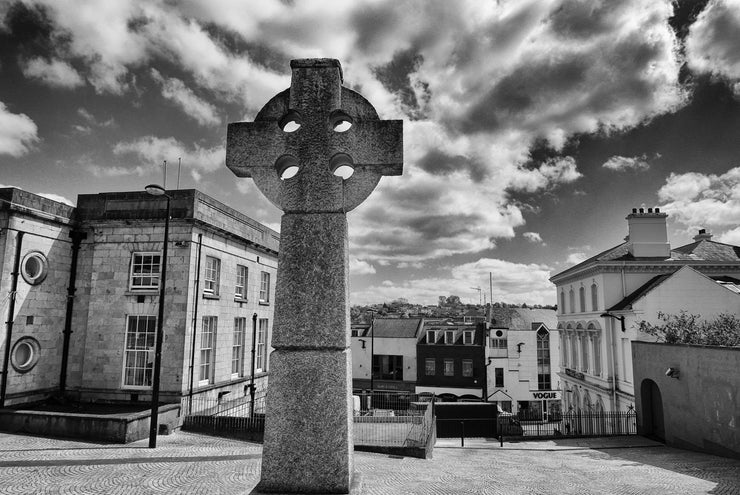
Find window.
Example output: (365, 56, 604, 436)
(580, 334, 589, 373)
(232, 318, 246, 377)
(11, 336, 40, 372)
(569, 289, 575, 314)
(130, 252, 160, 290)
(463, 331, 473, 345)
(426, 330, 436, 344)
(373, 355, 404, 380)
(425, 358, 435, 376)
(444, 330, 455, 344)
(256, 318, 268, 371)
(494, 367, 504, 387)
(489, 337, 507, 348)
(259, 271, 270, 303)
(123, 315, 156, 387)
(560, 291, 565, 314)
(579, 287, 586, 313)
(200, 316, 217, 384)
(569, 333, 578, 370)
(536, 328, 551, 390)
(21, 251, 49, 286)
(444, 359, 454, 376)
(235, 265, 248, 300)
(591, 283, 598, 311)
(462, 359, 473, 377)
(592, 334, 601, 376)
(204, 257, 220, 295)
(351, 327, 359, 337)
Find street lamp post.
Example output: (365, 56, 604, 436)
(369, 311, 375, 392)
(250, 312, 258, 418)
(600, 312, 626, 332)
(145, 184, 171, 449)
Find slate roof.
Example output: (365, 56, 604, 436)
(370, 318, 423, 338)
(553, 239, 740, 281)
(489, 308, 557, 330)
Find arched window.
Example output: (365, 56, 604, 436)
(536, 328, 551, 390)
(569, 289, 575, 314)
(579, 287, 586, 312)
(591, 284, 598, 311)
(588, 323, 601, 376)
(560, 291, 565, 314)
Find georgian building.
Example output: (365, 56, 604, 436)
(0, 187, 278, 408)
(550, 207, 740, 412)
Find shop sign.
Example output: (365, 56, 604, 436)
(531, 391, 560, 400)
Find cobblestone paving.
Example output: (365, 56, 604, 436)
(0, 432, 738, 494)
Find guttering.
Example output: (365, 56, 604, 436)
(187, 233, 203, 414)
(60, 230, 87, 395)
(1, 231, 23, 407)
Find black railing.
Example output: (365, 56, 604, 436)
(499, 406, 637, 439)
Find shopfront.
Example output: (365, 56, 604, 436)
(517, 391, 562, 420)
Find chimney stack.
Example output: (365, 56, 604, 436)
(693, 228, 713, 241)
(625, 207, 670, 258)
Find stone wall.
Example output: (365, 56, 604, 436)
(632, 341, 740, 459)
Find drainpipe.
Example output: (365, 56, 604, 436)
(59, 230, 86, 395)
(250, 312, 257, 418)
(608, 319, 618, 409)
(187, 233, 203, 414)
(1, 231, 24, 407)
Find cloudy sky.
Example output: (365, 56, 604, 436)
(2, 0, 740, 306)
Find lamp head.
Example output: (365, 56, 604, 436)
(145, 184, 166, 196)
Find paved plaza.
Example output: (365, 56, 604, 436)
(0, 431, 738, 494)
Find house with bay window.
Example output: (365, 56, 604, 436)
(0, 187, 277, 408)
(550, 207, 740, 412)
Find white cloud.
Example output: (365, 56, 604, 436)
(150, 69, 220, 126)
(658, 167, 740, 229)
(602, 155, 650, 172)
(20, 57, 84, 89)
(351, 257, 555, 306)
(350, 258, 376, 275)
(0, 102, 39, 157)
(523, 232, 543, 243)
(87, 164, 147, 177)
(686, 0, 740, 81)
(566, 252, 587, 265)
(509, 156, 582, 193)
(113, 136, 223, 173)
(717, 227, 740, 245)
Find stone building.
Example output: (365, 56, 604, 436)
(550, 207, 740, 412)
(0, 187, 278, 408)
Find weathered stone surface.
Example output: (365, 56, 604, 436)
(272, 213, 348, 349)
(256, 349, 354, 494)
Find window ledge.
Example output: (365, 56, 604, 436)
(125, 290, 159, 296)
(258, 301, 270, 306)
(202, 293, 220, 300)
(234, 297, 248, 303)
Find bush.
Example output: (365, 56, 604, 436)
(638, 311, 740, 347)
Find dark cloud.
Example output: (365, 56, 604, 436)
(350, 3, 403, 54)
(548, 1, 621, 39)
(2, 2, 58, 57)
(407, 213, 481, 241)
(416, 148, 488, 182)
(372, 48, 428, 119)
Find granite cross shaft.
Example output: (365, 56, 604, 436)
(226, 58, 403, 494)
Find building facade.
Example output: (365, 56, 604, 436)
(416, 320, 487, 400)
(550, 207, 740, 412)
(486, 308, 560, 417)
(1, 188, 278, 408)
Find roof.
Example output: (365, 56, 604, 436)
(552, 238, 740, 282)
(606, 273, 672, 311)
(370, 318, 423, 338)
(489, 308, 557, 330)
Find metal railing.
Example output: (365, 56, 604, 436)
(499, 406, 637, 439)
(353, 391, 435, 448)
(182, 390, 267, 439)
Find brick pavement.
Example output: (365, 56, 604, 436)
(0, 431, 738, 494)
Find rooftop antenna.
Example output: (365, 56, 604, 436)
(177, 157, 182, 189)
(163, 160, 167, 189)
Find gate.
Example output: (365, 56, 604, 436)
(435, 402, 497, 438)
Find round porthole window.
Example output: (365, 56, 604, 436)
(11, 337, 40, 373)
(21, 251, 48, 285)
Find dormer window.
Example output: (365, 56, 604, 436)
(463, 330, 474, 345)
(445, 330, 455, 344)
(427, 330, 436, 344)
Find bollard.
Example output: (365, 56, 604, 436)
(460, 421, 465, 447)
(500, 434, 503, 447)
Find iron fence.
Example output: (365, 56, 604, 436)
(499, 406, 637, 439)
(353, 392, 435, 448)
(181, 390, 267, 440)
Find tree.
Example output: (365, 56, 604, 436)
(638, 311, 740, 347)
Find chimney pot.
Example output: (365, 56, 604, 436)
(699, 228, 706, 235)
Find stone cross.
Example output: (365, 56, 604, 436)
(226, 59, 403, 494)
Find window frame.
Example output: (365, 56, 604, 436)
(235, 264, 248, 300)
(259, 271, 271, 304)
(462, 359, 473, 377)
(494, 367, 504, 388)
(204, 256, 221, 296)
(444, 330, 455, 345)
(426, 330, 436, 344)
(425, 358, 436, 376)
(256, 318, 268, 372)
(463, 330, 474, 345)
(122, 315, 157, 389)
(129, 252, 161, 291)
(199, 316, 217, 385)
(443, 358, 454, 376)
(232, 317, 246, 378)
